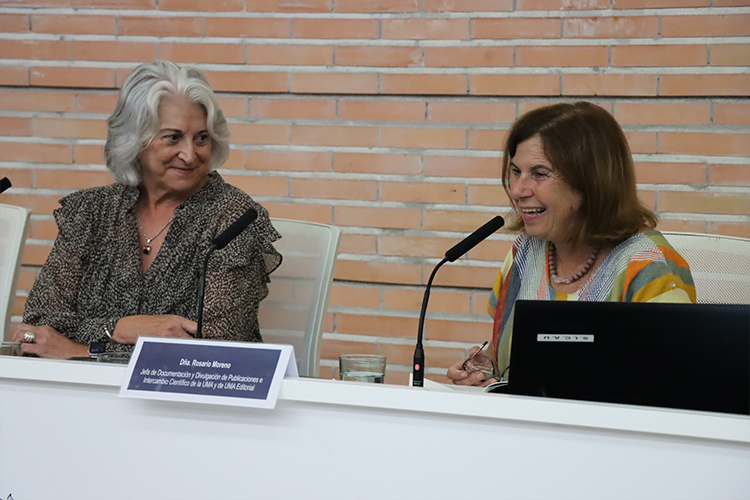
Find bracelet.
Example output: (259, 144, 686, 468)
(104, 324, 113, 340)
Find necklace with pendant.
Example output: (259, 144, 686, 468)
(137, 214, 174, 255)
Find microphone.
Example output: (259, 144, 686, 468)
(412, 215, 505, 387)
(196, 207, 258, 338)
(0, 177, 11, 194)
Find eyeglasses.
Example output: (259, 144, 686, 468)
(461, 341, 499, 381)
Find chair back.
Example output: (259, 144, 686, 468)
(662, 232, 750, 305)
(259, 219, 340, 377)
(0, 203, 31, 341)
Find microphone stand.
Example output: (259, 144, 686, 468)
(413, 257, 448, 387)
(195, 243, 216, 339)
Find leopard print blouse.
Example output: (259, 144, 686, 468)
(23, 172, 282, 351)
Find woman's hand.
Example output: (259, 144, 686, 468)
(12, 324, 88, 359)
(446, 345, 498, 387)
(112, 315, 197, 345)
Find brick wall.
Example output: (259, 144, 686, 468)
(1, 0, 748, 384)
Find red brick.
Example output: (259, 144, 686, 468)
(0, 168, 31, 188)
(205, 17, 291, 38)
(33, 118, 107, 139)
(74, 145, 105, 164)
(230, 123, 288, 145)
(710, 44, 750, 66)
(0, 40, 71, 60)
(291, 125, 378, 148)
(222, 175, 289, 197)
(468, 185, 511, 206)
(32, 14, 116, 35)
(334, 0, 419, 12)
(204, 71, 288, 93)
(379, 181, 466, 204)
(72, 0, 155, 7)
(246, 151, 331, 172)
(563, 16, 659, 38)
(290, 73, 378, 94)
(379, 235, 462, 258)
(655, 220, 707, 233)
(660, 75, 750, 96)
(290, 178, 378, 200)
(264, 202, 332, 223)
(2, 194, 62, 215)
(30, 67, 115, 89)
(320, 338, 378, 358)
(17, 268, 40, 289)
(335, 46, 423, 67)
(251, 97, 335, 120)
(612, 45, 708, 67)
(709, 164, 750, 187)
(625, 131, 657, 154)
(661, 15, 750, 37)
(428, 101, 515, 123)
(333, 153, 421, 174)
(0, 14, 29, 33)
(708, 222, 750, 239)
(118, 16, 204, 37)
(468, 129, 508, 151)
(380, 126, 466, 149)
(0, 67, 29, 86)
(335, 313, 417, 338)
(467, 238, 513, 261)
(159, 0, 242, 10)
(0, 118, 32, 137)
(423, 46, 513, 67)
(246, 45, 333, 66)
(216, 97, 249, 118)
(380, 74, 468, 95)
(338, 234, 378, 255)
(223, 149, 245, 169)
(382, 18, 469, 39)
(292, 18, 380, 38)
(161, 43, 246, 65)
(73, 41, 157, 63)
(246, 0, 332, 11)
(471, 18, 561, 39)
(614, 0, 708, 7)
(519, 0, 608, 8)
(23, 244, 53, 266)
(658, 191, 749, 216)
(659, 132, 750, 157)
(33, 170, 113, 190)
(517, 46, 609, 67)
(423, 0, 512, 11)
(470, 74, 559, 96)
(338, 99, 425, 122)
(634, 162, 707, 185)
(615, 102, 711, 125)
(713, 103, 750, 126)
(562, 74, 658, 96)
(432, 264, 499, 288)
(0, 142, 73, 163)
(423, 156, 501, 178)
(383, 288, 471, 314)
(334, 206, 421, 229)
(334, 260, 422, 285)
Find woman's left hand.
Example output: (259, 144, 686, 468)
(12, 324, 89, 359)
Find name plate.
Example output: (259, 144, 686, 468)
(119, 337, 298, 409)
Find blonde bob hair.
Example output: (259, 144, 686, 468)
(104, 61, 230, 186)
(501, 102, 657, 247)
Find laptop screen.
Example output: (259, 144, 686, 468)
(508, 300, 750, 415)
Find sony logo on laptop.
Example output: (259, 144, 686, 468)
(537, 334, 594, 343)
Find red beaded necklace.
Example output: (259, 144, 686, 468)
(548, 242, 601, 285)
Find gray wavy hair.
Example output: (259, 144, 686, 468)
(104, 61, 230, 186)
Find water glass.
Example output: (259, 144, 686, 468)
(339, 354, 386, 383)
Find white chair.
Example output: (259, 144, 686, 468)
(662, 231, 750, 305)
(259, 218, 341, 377)
(0, 203, 31, 342)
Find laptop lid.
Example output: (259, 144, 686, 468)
(508, 300, 750, 415)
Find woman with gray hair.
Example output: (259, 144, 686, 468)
(13, 61, 282, 359)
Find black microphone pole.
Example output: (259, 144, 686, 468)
(0, 177, 11, 194)
(412, 215, 505, 387)
(196, 207, 258, 338)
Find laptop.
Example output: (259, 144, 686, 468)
(506, 300, 750, 415)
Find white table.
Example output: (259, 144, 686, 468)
(1, 356, 748, 500)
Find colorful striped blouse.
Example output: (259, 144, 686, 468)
(488, 230, 696, 378)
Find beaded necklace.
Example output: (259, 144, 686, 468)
(548, 242, 601, 285)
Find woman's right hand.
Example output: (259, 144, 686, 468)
(446, 345, 497, 387)
(112, 315, 198, 345)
